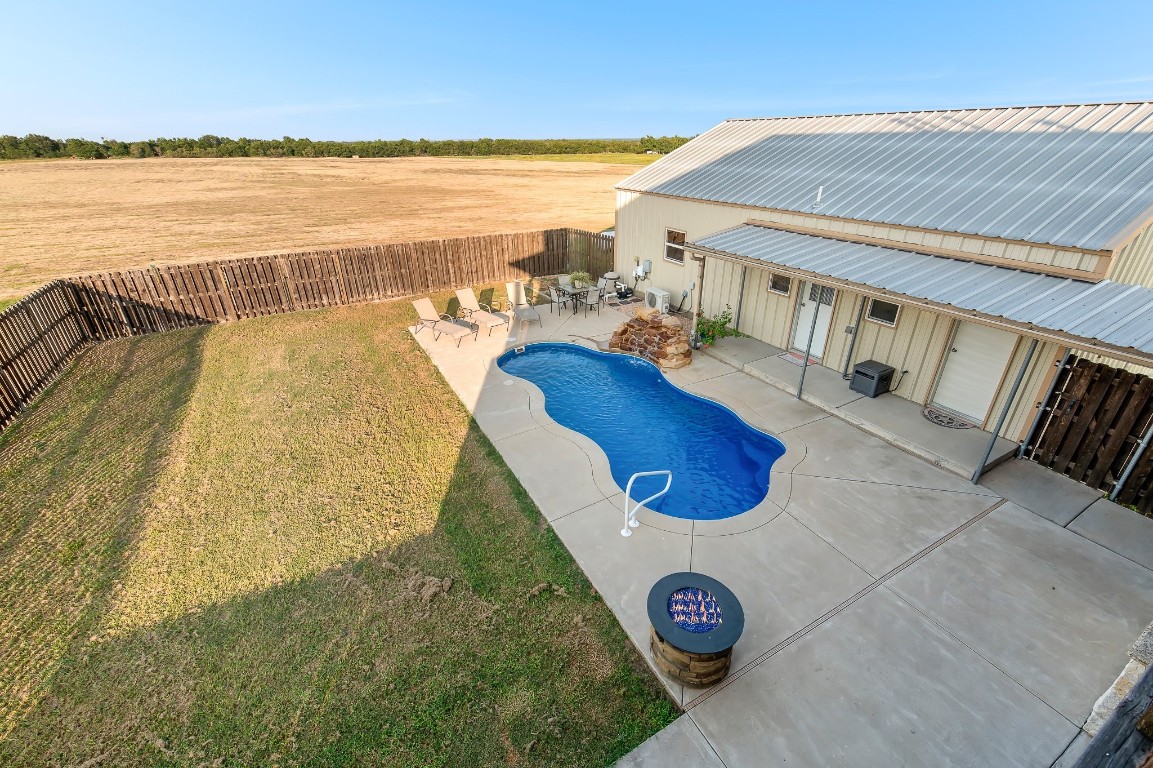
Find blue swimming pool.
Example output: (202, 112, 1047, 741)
(496, 343, 785, 521)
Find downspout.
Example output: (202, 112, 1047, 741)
(972, 339, 1038, 484)
(1017, 347, 1072, 459)
(841, 296, 868, 379)
(796, 294, 822, 400)
(1109, 416, 1153, 501)
(732, 265, 748, 332)
(690, 253, 706, 347)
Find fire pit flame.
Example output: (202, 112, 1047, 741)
(667, 587, 723, 633)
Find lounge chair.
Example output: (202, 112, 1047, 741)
(505, 282, 542, 326)
(455, 288, 510, 336)
(412, 297, 478, 346)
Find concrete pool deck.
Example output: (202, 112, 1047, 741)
(411, 304, 1153, 767)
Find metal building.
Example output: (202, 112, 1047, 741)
(613, 102, 1153, 478)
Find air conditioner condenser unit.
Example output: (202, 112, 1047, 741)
(645, 287, 671, 313)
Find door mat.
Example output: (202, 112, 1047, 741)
(779, 351, 820, 367)
(922, 407, 977, 429)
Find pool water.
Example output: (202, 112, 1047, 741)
(496, 343, 785, 521)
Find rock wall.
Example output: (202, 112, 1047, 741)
(609, 307, 692, 370)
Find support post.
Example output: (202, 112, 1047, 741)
(972, 338, 1038, 484)
(841, 295, 868, 378)
(1109, 416, 1153, 501)
(796, 292, 822, 400)
(732, 265, 748, 332)
(690, 254, 706, 346)
(1017, 348, 1071, 459)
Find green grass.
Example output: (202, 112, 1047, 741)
(0, 292, 677, 766)
(460, 153, 661, 165)
(0, 297, 20, 312)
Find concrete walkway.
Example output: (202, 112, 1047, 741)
(411, 305, 1153, 768)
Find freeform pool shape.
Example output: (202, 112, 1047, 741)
(496, 343, 785, 520)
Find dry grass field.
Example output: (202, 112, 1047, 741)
(0, 156, 642, 300)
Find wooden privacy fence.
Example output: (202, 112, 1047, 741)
(0, 227, 613, 430)
(1025, 355, 1153, 513)
(69, 228, 614, 338)
(0, 281, 92, 430)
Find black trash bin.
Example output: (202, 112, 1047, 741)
(850, 360, 895, 398)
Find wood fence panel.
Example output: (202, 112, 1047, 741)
(1029, 355, 1153, 513)
(0, 281, 92, 430)
(1, 229, 610, 434)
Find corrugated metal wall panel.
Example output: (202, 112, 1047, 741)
(1107, 223, 1153, 287)
(988, 340, 1062, 439)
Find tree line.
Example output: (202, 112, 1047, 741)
(0, 134, 691, 160)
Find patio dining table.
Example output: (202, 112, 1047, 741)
(556, 283, 596, 315)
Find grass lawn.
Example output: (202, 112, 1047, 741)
(0, 290, 676, 767)
(0, 298, 18, 312)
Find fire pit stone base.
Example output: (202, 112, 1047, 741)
(650, 626, 733, 686)
(646, 571, 745, 688)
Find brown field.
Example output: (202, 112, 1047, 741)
(0, 156, 638, 300)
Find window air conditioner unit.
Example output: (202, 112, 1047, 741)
(645, 287, 671, 313)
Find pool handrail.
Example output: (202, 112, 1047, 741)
(622, 470, 672, 537)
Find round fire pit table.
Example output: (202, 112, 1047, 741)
(647, 572, 744, 687)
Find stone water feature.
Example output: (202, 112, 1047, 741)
(608, 307, 692, 370)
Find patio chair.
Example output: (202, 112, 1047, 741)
(579, 286, 601, 317)
(596, 277, 610, 305)
(558, 274, 573, 289)
(454, 288, 510, 336)
(544, 285, 571, 314)
(411, 297, 478, 347)
(505, 282, 542, 326)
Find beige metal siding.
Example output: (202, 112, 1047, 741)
(616, 191, 1082, 439)
(989, 340, 1063, 439)
(820, 297, 955, 403)
(614, 191, 1102, 279)
(1106, 222, 1153, 287)
(615, 191, 765, 302)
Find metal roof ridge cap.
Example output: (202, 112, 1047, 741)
(717, 101, 1153, 124)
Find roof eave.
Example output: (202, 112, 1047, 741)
(687, 241, 1153, 368)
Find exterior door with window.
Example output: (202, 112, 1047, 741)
(790, 282, 836, 359)
(931, 322, 1018, 423)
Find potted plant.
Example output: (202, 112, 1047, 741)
(694, 305, 743, 349)
(568, 271, 592, 288)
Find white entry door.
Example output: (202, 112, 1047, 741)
(932, 322, 1018, 422)
(790, 282, 836, 359)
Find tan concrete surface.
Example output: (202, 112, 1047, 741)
(411, 307, 1153, 768)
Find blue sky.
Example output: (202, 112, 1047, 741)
(3, 0, 1152, 141)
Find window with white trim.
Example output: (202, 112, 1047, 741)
(769, 274, 791, 295)
(867, 298, 900, 327)
(665, 229, 686, 264)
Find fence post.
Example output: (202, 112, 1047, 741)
(1017, 348, 1072, 459)
(1109, 417, 1153, 501)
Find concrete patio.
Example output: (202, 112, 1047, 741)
(411, 301, 1153, 768)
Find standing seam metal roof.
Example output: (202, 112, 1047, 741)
(619, 103, 1153, 252)
(689, 224, 1153, 359)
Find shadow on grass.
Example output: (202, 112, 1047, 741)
(0, 326, 209, 742)
(0, 299, 675, 768)
(2, 421, 674, 767)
